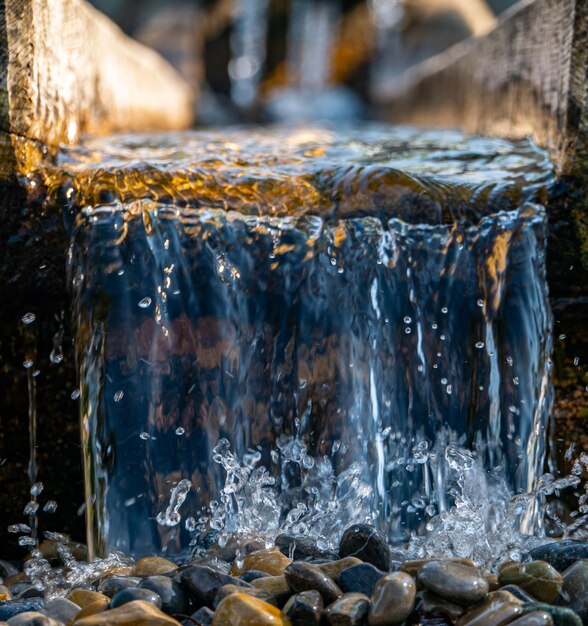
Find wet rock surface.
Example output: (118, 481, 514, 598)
(498, 561, 563, 604)
(323, 592, 370, 626)
(338, 563, 385, 597)
(528, 541, 588, 573)
(369, 572, 416, 625)
(339, 524, 392, 571)
(282, 590, 323, 625)
(417, 560, 489, 606)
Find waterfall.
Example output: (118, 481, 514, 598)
(44, 125, 555, 557)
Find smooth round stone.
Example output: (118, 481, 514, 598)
(509, 612, 554, 626)
(283, 590, 323, 625)
(339, 525, 391, 572)
(180, 565, 252, 608)
(251, 576, 292, 606)
(275, 535, 337, 561)
(557, 560, 588, 621)
(70, 599, 109, 622)
(519, 603, 583, 626)
(339, 563, 385, 597)
(418, 561, 489, 606)
(318, 559, 363, 583)
(138, 574, 189, 615)
(0, 600, 46, 621)
(6, 612, 61, 626)
(213, 584, 278, 609)
(498, 561, 562, 604)
(231, 549, 292, 577)
(185, 606, 215, 625)
(455, 591, 523, 626)
(212, 593, 289, 625)
(499, 585, 537, 603)
(368, 572, 416, 626)
(324, 592, 370, 626)
(401, 558, 475, 578)
(67, 590, 110, 609)
(285, 562, 342, 604)
(529, 541, 588, 573)
(97, 575, 141, 598)
(241, 570, 270, 583)
(44, 597, 81, 622)
(73, 599, 180, 625)
(130, 557, 177, 577)
(414, 591, 466, 622)
(109, 586, 163, 610)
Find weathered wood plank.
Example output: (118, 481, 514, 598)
(378, 0, 588, 177)
(0, 0, 193, 177)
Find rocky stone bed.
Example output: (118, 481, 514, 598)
(0, 525, 587, 625)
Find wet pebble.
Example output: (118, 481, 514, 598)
(557, 559, 588, 622)
(318, 558, 363, 583)
(44, 597, 80, 623)
(509, 612, 555, 626)
(518, 603, 583, 626)
(109, 586, 163, 610)
(413, 591, 465, 622)
(400, 558, 475, 578)
(498, 584, 537, 603)
(67, 590, 109, 609)
(184, 606, 214, 625)
(17, 587, 44, 600)
(528, 541, 588, 573)
(0, 563, 18, 581)
(230, 548, 292, 577)
(70, 599, 109, 622)
(97, 575, 140, 598)
(213, 584, 278, 609)
(0, 599, 46, 621)
(284, 562, 342, 604)
(368, 571, 416, 626)
(6, 612, 62, 626)
(138, 575, 189, 615)
(130, 556, 177, 577)
(498, 561, 562, 604)
(275, 535, 337, 561)
(324, 592, 370, 626)
(282, 590, 323, 625)
(338, 563, 385, 597)
(73, 599, 180, 625)
(212, 593, 288, 625)
(418, 560, 489, 606)
(240, 570, 270, 583)
(455, 590, 523, 626)
(339, 525, 391, 572)
(180, 564, 252, 608)
(251, 576, 292, 606)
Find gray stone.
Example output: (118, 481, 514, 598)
(368, 572, 416, 626)
(97, 575, 140, 598)
(282, 590, 323, 625)
(0, 600, 46, 621)
(338, 563, 386, 597)
(418, 560, 488, 606)
(323, 592, 370, 626)
(138, 575, 189, 615)
(109, 586, 162, 610)
(182, 606, 214, 626)
(43, 597, 80, 623)
(7, 613, 62, 626)
(339, 525, 392, 572)
(528, 541, 588, 573)
(179, 564, 251, 608)
(557, 559, 588, 622)
(284, 562, 342, 604)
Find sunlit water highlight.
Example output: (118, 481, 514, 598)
(31, 125, 565, 563)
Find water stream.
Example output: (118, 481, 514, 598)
(32, 124, 561, 560)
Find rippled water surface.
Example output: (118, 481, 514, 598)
(37, 125, 558, 558)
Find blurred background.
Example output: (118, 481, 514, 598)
(89, 0, 518, 126)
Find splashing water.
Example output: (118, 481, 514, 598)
(34, 124, 559, 559)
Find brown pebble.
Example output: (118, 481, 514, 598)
(73, 599, 180, 625)
(67, 590, 110, 609)
(130, 556, 177, 577)
(231, 548, 292, 577)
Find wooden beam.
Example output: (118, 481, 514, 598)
(377, 0, 588, 177)
(0, 0, 194, 177)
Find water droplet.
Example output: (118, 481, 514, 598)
(559, 333, 567, 340)
(477, 299, 484, 308)
(23, 501, 39, 515)
(446, 384, 453, 395)
(574, 357, 580, 367)
(71, 389, 80, 400)
(8, 524, 31, 534)
(138, 297, 152, 308)
(43, 501, 58, 513)
(405, 327, 411, 334)
(50, 348, 64, 364)
(441, 307, 448, 314)
(139, 432, 150, 440)
(30, 482, 43, 496)
(440, 334, 446, 341)
(185, 516, 196, 532)
(330, 257, 337, 266)
(22, 312, 36, 324)
(431, 323, 438, 330)
(441, 378, 448, 385)
(18, 536, 37, 547)
(77, 503, 86, 516)
(175, 427, 185, 436)
(403, 316, 412, 324)
(513, 377, 519, 385)
(113, 390, 124, 402)
(475, 341, 484, 349)
(23, 359, 34, 369)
